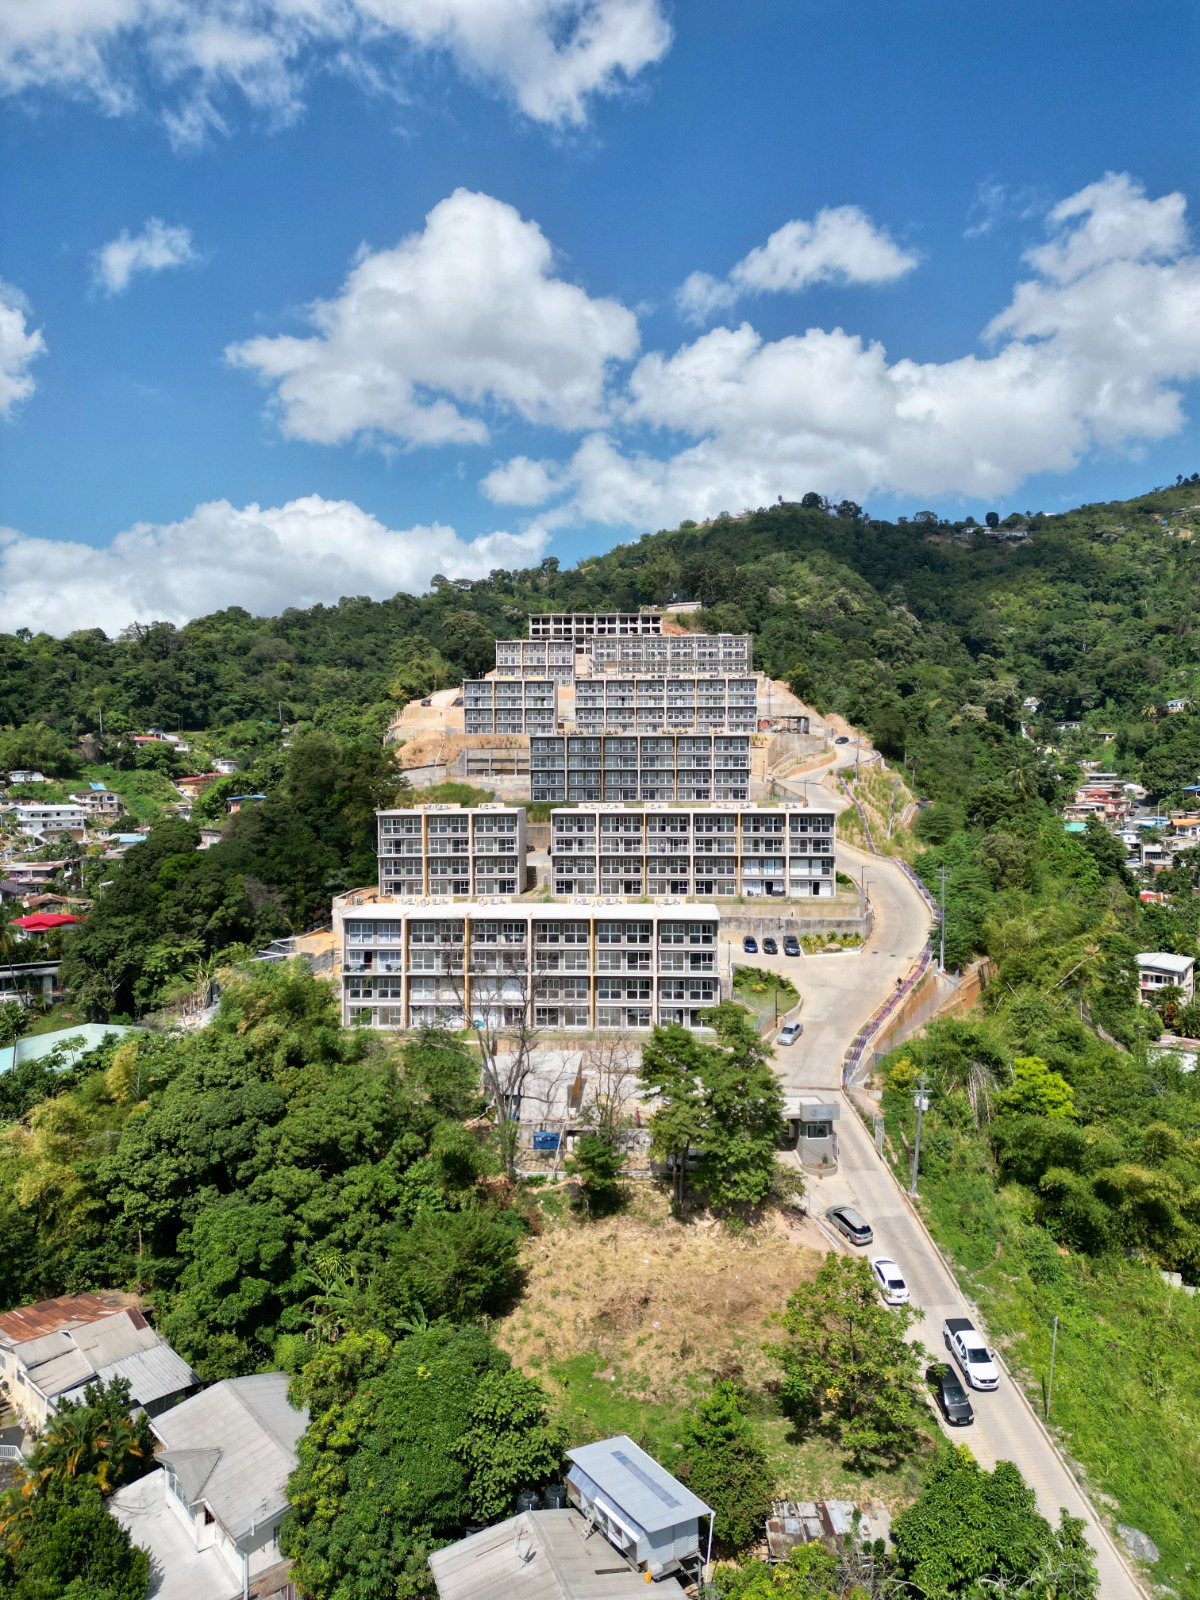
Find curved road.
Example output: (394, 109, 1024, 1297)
(730, 749, 1142, 1599)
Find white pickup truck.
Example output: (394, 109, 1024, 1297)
(943, 1317, 1000, 1391)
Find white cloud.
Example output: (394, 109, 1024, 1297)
(472, 174, 1200, 528)
(677, 205, 918, 323)
(94, 217, 197, 294)
(227, 188, 640, 447)
(0, 494, 549, 635)
(479, 455, 561, 505)
(0, 281, 46, 419)
(0, 0, 671, 145)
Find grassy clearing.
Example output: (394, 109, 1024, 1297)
(81, 765, 183, 825)
(880, 1104, 1200, 1597)
(498, 1186, 938, 1511)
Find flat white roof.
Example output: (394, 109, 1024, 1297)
(1137, 951, 1195, 974)
(337, 897, 720, 918)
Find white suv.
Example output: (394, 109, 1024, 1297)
(944, 1317, 1000, 1391)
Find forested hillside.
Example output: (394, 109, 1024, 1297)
(3, 479, 1200, 804)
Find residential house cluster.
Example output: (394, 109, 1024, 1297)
(0, 1290, 305, 1600)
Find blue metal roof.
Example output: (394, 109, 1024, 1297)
(566, 1435, 712, 1532)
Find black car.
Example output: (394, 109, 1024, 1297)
(762, 937, 778, 955)
(827, 1204, 873, 1246)
(933, 1364, 975, 1426)
(834, 735, 850, 745)
(783, 935, 801, 956)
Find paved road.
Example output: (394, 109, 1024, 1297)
(745, 753, 1142, 1599)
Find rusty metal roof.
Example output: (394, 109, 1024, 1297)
(0, 1292, 139, 1346)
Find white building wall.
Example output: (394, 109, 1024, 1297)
(334, 899, 721, 1034)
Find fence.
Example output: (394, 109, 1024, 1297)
(842, 941, 934, 1089)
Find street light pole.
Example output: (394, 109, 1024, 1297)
(1046, 1314, 1059, 1419)
(909, 1066, 930, 1197)
(937, 865, 951, 972)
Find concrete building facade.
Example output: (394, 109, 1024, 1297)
(13, 802, 88, 837)
(573, 676, 758, 734)
(530, 734, 752, 804)
(462, 677, 557, 734)
(377, 804, 527, 898)
(493, 639, 577, 681)
(587, 632, 752, 675)
(529, 612, 662, 641)
(550, 803, 837, 898)
(334, 898, 722, 1033)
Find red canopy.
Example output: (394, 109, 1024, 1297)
(12, 913, 81, 931)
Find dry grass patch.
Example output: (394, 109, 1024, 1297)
(498, 1186, 822, 1407)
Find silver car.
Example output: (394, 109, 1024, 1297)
(777, 1021, 803, 1046)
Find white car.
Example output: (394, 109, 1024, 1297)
(870, 1256, 910, 1305)
(777, 1021, 803, 1046)
(943, 1317, 1000, 1391)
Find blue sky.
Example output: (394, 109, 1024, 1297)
(1, 0, 1198, 633)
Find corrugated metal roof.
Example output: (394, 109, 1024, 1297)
(8, 1308, 196, 1412)
(152, 1374, 308, 1541)
(59, 1343, 198, 1411)
(566, 1436, 711, 1534)
(428, 1510, 649, 1600)
(0, 1292, 135, 1345)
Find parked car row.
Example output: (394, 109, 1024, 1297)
(821, 1205, 1004, 1429)
(742, 934, 802, 955)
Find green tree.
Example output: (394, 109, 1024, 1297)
(890, 1446, 1098, 1600)
(676, 1384, 774, 1556)
(714, 1538, 891, 1598)
(159, 1196, 305, 1379)
(565, 1130, 626, 1217)
(640, 1005, 785, 1212)
(7, 1380, 153, 1506)
(283, 1323, 511, 1600)
(367, 1206, 524, 1328)
(639, 1025, 708, 1207)
(998, 1056, 1076, 1120)
(769, 1253, 924, 1468)
(2, 1493, 149, 1600)
(452, 1369, 567, 1522)
(696, 1004, 786, 1210)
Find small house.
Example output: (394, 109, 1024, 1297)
(1138, 952, 1196, 1006)
(566, 1433, 714, 1581)
(0, 1294, 197, 1431)
(225, 794, 266, 815)
(212, 758, 240, 775)
(111, 1373, 307, 1600)
(429, 1509, 651, 1600)
(7, 770, 46, 784)
(70, 787, 123, 818)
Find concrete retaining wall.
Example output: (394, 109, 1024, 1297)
(720, 907, 873, 941)
(870, 958, 991, 1066)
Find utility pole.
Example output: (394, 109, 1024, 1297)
(1046, 1314, 1059, 1419)
(937, 865, 951, 972)
(909, 1066, 930, 1197)
(855, 739, 861, 782)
